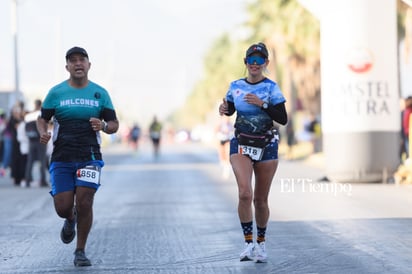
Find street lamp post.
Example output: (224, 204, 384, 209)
(11, 0, 21, 106)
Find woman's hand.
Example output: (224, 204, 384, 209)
(219, 98, 229, 115)
(244, 93, 264, 107)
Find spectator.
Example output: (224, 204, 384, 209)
(402, 96, 412, 158)
(285, 115, 296, 159)
(1, 104, 22, 178)
(0, 112, 7, 174)
(16, 111, 29, 186)
(24, 99, 48, 187)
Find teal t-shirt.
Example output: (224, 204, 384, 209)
(42, 80, 115, 162)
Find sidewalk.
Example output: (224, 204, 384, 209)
(0, 169, 14, 188)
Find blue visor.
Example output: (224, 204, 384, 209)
(246, 56, 266, 65)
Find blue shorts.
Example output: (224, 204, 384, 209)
(229, 137, 279, 162)
(49, 160, 104, 196)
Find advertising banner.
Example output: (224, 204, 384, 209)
(319, 0, 399, 133)
(299, 0, 400, 182)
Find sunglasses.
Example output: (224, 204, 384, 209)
(245, 56, 266, 65)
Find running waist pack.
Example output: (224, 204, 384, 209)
(236, 132, 272, 148)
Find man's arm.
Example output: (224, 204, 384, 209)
(36, 116, 51, 144)
(104, 119, 119, 134)
(101, 108, 119, 134)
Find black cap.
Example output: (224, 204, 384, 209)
(65, 46, 88, 60)
(246, 43, 268, 58)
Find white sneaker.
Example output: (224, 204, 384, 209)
(255, 242, 267, 263)
(240, 242, 254, 261)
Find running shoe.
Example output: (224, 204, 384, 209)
(255, 242, 267, 263)
(240, 242, 255, 261)
(73, 249, 91, 267)
(60, 210, 76, 244)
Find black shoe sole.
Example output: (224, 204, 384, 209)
(240, 256, 254, 262)
(74, 260, 92, 267)
(60, 229, 75, 244)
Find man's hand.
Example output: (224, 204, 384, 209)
(89, 117, 103, 131)
(39, 132, 51, 145)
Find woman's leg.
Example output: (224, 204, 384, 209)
(253, 160, 278, 228)
(230, 154, 254, 222)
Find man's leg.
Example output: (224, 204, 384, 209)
(75, 186, 96, 251)
(72, 187, 96, 266)
(54, 191, 76, 221)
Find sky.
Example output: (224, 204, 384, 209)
(0, 0, 249, 126)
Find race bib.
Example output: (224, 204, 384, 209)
(76, 165, 101, 184)
(238, 145, 264, 161)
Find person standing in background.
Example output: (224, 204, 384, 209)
(24, 99, 48, 188)
(0, 112, 6, 167)
(16, 110, 29, 187)
(402, 96, 412, 158)
(0, 110, 16, 178)
(2, 103, 24, 183)
(285, 114, 295, 159)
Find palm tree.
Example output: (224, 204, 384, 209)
(246, 0, 320, 115)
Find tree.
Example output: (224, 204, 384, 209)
(172, 0, 321, 127)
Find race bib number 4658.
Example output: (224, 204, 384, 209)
(77, 166, 101, 184)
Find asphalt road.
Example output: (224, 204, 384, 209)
(1, 141, 412, 274)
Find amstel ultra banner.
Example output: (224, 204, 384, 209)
(300, 0, 400, 133)
(321, 0, 399, 133)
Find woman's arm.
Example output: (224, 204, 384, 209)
(263, 102, 287, 125)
